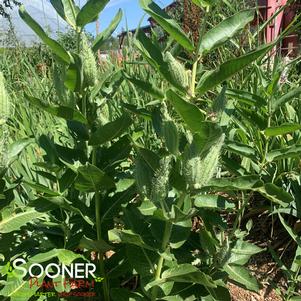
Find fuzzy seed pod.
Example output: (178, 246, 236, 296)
(81, 35, 98, 87)
(164, 52, 188, 89)
(0, 72, 11, 126)
(184, 134, 225, 189)
(150, 156, 172, 204)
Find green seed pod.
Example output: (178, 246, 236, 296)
(164, 52, 188, 89)
(184, 134, 225, 189)
(0, 72, 11, 126)
(151, 156, 172, 205)
(163, 120, 179, 155)
(81, 35, 98, 87)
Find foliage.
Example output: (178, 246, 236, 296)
(0, 0, 300, 300)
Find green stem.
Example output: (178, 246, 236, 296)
(190, 60, 198, 97)
(151, 221, 173, 301)
(93, 148, 110, 301)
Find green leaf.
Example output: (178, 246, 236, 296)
(226, 88, 265, 106)
(225, 140, 258, 160)
(19, 6, 71, 64)
(92, 9, 123, 52)
(75, 164, 115, 192)
(278, 213, 301, 247)
(89, 114, 132, 145)
(198, 10, 254, 56)
(197, 44, 273, 95)
(266, 145, 301, 161)
(76, 0, 109, 27)
(166, 89, 204, 133)
(205, 176, 263, 190)
(0, 208, 47, 233)
(79, 236, 113, 253)
(113, 229, 155, 250)
(160, 264, 216, 287)
(24, 181, 60, 196)
(126, 75, 164, 99)
(264, 123, 301, 137)
(228, 240, 262, 265)
(0, 275, 39, 301)
(272, 86, 301, 112)
(140, 0, 194, 51)
(25, 94, 87, 124)
(194, 195, 235, 210)
(257, 184, 293, 206)
(50, 0, 78, 28)
(29, 249, 85, 265)
(7, 138, 35, 163)
(224, 264, 259, 291)
(64, 53, 83, 92)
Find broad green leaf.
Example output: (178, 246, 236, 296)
(126, 244, 158, 277)
(19, 6, 71, 64)
(264, 123, 301, 137)
(24, 181, 60, 196)
(205, 175, 263, 190)
(228, 240, 262, 265)
(272, 86, 301, 112)
(50, 0, 78, 28)
(113, 229, 155, 250)
(278, 213, 301, 247)
(29, 249, 85, 265)
(140, 0, 194, 51)
(89, 114, 132, 145)
(126, 76, 164, 99)
(226, 89, 265, 106)
(135, 31, 186, 92)
(161, 264, 216, 287)
(76, 0, 109, 27)
(25, 94, 87, 124)
(194, 195, 235, 210)
(75, 164, 115, 192)
(224, 264, 259, 291)
(64, 53, 83, 92)
(0, 208, 47, 233)
(135, 30, 164, 70)
(257, 184, 293, 206)
(0, 275, 39, 301)
(92, 9, 123, 52)
(225, 140, 258, 160)
(79, 236, 112, 253)
(7, 138, 35, 163)
(166, 89, 204, 133)
(197, 44, 273, 94)
(198, 10, 254, 56)
(29, 196, 93, 226)
(266, 145, 301, 161)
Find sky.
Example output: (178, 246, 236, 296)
(87, 0, 173, 35)
(0, 0, 173, 45)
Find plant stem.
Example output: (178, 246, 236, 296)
(92, 148, 110, 301)
(151, 221, 173, 301)
(190, 60, 198, 97)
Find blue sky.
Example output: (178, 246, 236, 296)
(86, 0, 173, 36)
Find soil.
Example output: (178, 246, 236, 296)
(227, 206, 299, 301)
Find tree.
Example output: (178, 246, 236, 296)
(0, 0, 21, 18)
